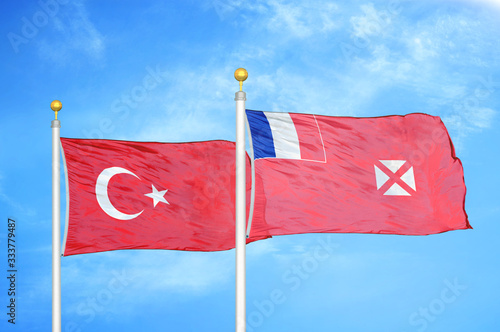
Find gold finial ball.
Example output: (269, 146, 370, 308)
(234, 68, 248, 82)
(51, 100, 62, 112)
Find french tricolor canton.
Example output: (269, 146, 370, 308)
(246, 109, 326, 162)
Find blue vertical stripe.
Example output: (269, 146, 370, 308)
(246, 110, 276, 159)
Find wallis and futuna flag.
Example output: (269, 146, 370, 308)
(246, 110, 471, 236)
(60, 138, 269, 256)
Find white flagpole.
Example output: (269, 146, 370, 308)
(234, 68, 248, 332)
(51, 100, 62, 332)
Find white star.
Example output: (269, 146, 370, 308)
(144, 185, 169, 207)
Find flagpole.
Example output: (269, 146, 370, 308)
(51, 100, 62, 332)
(234, 68, 248, 332)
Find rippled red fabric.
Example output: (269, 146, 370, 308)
(249, 112, 471, 236)
(61, 138, 270, 256)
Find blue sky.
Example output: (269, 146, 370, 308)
(1, 0, 499, 331)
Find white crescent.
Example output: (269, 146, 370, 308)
(95, 167, 144, 220)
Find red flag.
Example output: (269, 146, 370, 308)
(246, 110, 471, 236)
(61, 138, 268, 256)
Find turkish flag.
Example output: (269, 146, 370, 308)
(246, 110, 471, 236)
(60, 138, 269, 256)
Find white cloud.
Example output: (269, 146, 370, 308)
(443, 106, 497, 148)
(409, 37, 438, 61)
(464, 106, 496, 129)
(350, 3, 393, 39)
(207, 0, 339, 39)
(265, 0, 339, 38)
(134, 251, 233, 293)
(63, 250, 233, 297)
(229, 44, 276, 64)
(338, 2, 500, 123)
(248, 67, 368, 117)
(450, 0, 500, 11)
(60, 249, 235, 322)
(37, 0, 105, 63)
(0, 191, 37, 217)
(129, 66, 237, 142)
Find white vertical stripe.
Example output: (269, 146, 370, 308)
(264, 112, 301, 159)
